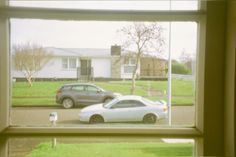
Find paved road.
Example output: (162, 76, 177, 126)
(11, 106, 194, 127)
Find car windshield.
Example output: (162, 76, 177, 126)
(103, 98, 118, 108)
(141, 97, 156, 105)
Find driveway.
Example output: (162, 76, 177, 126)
(10, 106, 194, 126)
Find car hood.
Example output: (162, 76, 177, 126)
(80, 103, 105, 113)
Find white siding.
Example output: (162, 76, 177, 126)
(91, 58, 111, 78)
(12, 57, 111, 79)
(12, 57, 79, 79)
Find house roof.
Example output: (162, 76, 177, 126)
(45, 47, 167, 60)
(45, 47, 111, 58)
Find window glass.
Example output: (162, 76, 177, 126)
(9, 0, 199, 11)
(62, 58, 68, 69)
(124, 65, 135, 73)
(72, 85, 84, 91)
(69, 58, 77, 69)
(10, 19, 197, 128)
(112, 100, 131, 108)
(62, 86, 71, 91)
(130, 100, 145, 107)
(7, 136, 197, 157)
(87, 85, 99, 92)
(130, 58, 136, 65)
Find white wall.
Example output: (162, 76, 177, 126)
(12, 57, 112, 79)
(12, 57, 78, 79)
(91, 58, 111, 78)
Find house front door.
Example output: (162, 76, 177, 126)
(80, 59, 91, 76)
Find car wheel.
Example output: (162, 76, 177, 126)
(89, 115, 104, 124)
(62, 98, 74, 109)
(143, 114, 157, 124)
(104, 98, 112, 103)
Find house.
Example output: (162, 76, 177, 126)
(12, 46, 167, 80)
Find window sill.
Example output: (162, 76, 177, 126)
(2, 126, 202, 137)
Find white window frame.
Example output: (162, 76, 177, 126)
(0, 1, 205, 144)
(123, 65, 136, 74)
(62, 57, 77, 70)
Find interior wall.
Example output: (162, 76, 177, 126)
(204, 1, 226, 156)
(224, 1, 236, 156)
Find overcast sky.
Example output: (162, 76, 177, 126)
(11, 19, 197, 60)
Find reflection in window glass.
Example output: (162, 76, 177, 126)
(10, 19, 197, 127)
(9, 0, 199, 11)
(7, 137, 196, 157)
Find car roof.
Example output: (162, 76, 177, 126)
(63, 83, 97, 87)
(117, 95, 143, 101)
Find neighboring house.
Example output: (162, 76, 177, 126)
(111, 47, 167, 79)
(12, 46, 167, 80)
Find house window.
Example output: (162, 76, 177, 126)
(62, 58, 77, 70)
(129, 58, 136, 65)
(124, 65, 136, 74)
(62, 58, 68, 69)
(69, 58, 77, 69)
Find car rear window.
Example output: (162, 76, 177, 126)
(62, 86, 72, 90)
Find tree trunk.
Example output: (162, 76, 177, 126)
(26, 76, 33, 87)
(131, 70, 137, 95)
(130, 55, 140, 95)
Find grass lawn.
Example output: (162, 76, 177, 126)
(26, 142, 193, 157)
(12, 80, 194, 106)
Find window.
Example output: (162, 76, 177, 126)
(124, 65, 136, 74)
(69, 58, 76, 69)
(129, 58, 136, 65)
(112, 100, 132, 109)
(129, 100, 145, 107)
(72, 85, 84, 91)
(86, 85, 99, 92)
(5, 136, 199, 157)
(0, 0, 206, 141)
(9, 0, 199, 11)
(62, 58, 77, 70)
(62, 58, 68, 69)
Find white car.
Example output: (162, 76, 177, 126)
(79, 95, 167, 124)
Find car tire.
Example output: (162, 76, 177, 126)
(89, 115, 104, 124)
(62, 98, 74, 109)
(143, 114, 157, 124)
(104, 98, 112, 103)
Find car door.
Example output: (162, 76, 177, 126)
(84, 85, 104, 104)
(71, 85, 87, 104)
(103, 100, 146, 122)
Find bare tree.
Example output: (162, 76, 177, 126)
(119, 22, 165, 94)
(12, 43, 53, 87)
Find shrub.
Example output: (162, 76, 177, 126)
(172, 62, 190, 74)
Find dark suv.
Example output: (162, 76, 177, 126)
(56, 83, 121, 108)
